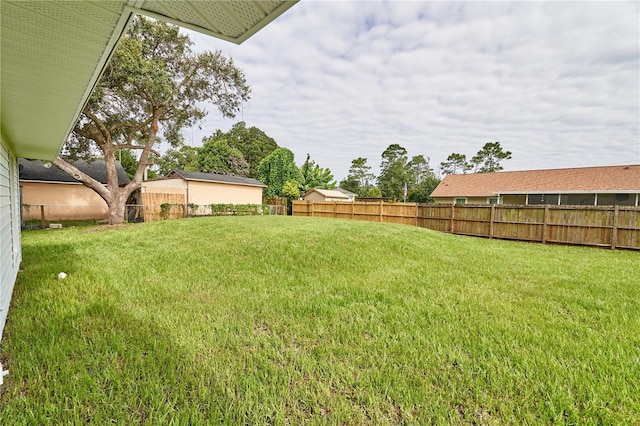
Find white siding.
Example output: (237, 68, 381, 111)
(0, 135, 21, 344)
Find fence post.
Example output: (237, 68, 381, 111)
(611, 205, 619, 250)
(542, 205, 550, 244)
(450, 204, 455, 233)
(351, 201, 355, 220)
(380, 200, 384, 222)
(334, 201, 337, 218)
(489, 205, 495, 238)
(40, 205, 46, 229)
(415, 203, 419, 227)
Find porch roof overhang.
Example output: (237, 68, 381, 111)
(496, 190, 640, 195)
(1, 0, 297, 160)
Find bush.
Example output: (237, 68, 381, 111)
(209, 204, 263, 216)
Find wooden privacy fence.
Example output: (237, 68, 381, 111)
(292, 201, 640, 250)
(141, 193, 186, 222)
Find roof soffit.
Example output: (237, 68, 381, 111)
(1, 0, 297, 160)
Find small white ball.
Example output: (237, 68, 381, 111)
(57, 272, 67, 280)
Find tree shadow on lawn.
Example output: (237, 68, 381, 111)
(1, 238, 239, 423)
(0, 291, 238, 423)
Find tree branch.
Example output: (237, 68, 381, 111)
(113, 144, 160, 157)
(72, 124, 96, 140)
(53, 157, 111, 202)
(161, 64, 198, 107)
(130, 110, 163, 185)
(83, 108, 111, 147)
(123, 116, 156, 145)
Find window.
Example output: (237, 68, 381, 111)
(454, 198, 467, 205)
(596, 193, 636, 206)
(527, 194, 559, 205)
(560, 194, 595, 206)
(487, 197, 499, 205)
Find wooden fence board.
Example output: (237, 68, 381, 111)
(142, 193, 186, 222)
(293, 200, 640, 250)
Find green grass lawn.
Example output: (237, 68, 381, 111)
(1, 216, 638, 424)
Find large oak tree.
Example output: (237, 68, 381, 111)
(55, 16, 250, 224)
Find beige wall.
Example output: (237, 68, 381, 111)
(432, 197, 454, 204)
(141, 178, 187, 196)
(21, 181, 108, 220)
(432, 196, 493, 204)
(433, 195, 527, 205)
(187, 181, 263, 205)
(304, 191, 348, 202)
(141, 179, 263, 206)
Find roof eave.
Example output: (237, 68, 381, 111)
(169, 170, 266, 188)
(135, 2, 297, 45)
(497, 190, 640, 195)
(3, 0, 298, 160)
(185, 178, 266, 188)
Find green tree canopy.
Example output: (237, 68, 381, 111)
(377, 144, 409, 200)
(156, 145, 200, 176)
(440, 143, 512, 175)
(299, 154, 336, 193)
(359, 186, 382, 198)
(258, 148, 303, 199)
(116, 149, 138, 180)
(197, 138, 249, 176)
(339, 157, 376, 196)
(281, 180, 301, 200)
(406, 155, 439, 203)
(55, 16, 250, 223)
(439, 153, 472, 175)
(204, 122, 278, 178)
(406, 155, 431, 187)
(470, 142, 512, 173)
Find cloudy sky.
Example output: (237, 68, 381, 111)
(185, 0, 639, 181)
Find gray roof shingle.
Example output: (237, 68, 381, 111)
(19, 158, 130, 185)
(168, 170, 266, 187)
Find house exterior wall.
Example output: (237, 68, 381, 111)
(1, 132, 22, 343)
(304, 192, 348, 202)
(20, 181, 109, 221)
(141, 178, 188, 196)
(433, 196, 502, 204)
(434, 193, 638, 206)
(187, 181, 263, 205)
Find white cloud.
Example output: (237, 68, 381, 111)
(184, 0, 639, 181)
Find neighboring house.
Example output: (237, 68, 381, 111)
(431, 165, 640, 206)
(303, 188, 351, 202)
(141, 170, 266, 209)
(334, 187, 358, 201)
(1, 0, 296, 346)
(19, 159, 129, 221)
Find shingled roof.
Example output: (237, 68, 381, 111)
(167, 170, 266, 188)
(19, 158, 130, 185)
(431, 165, 640, 198)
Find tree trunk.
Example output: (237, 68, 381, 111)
(108, 193, 127, 225)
